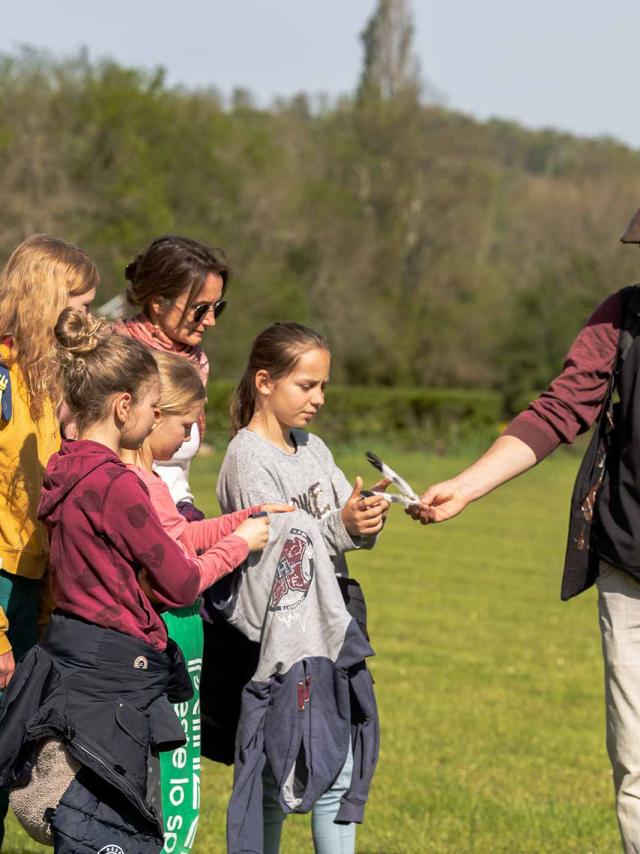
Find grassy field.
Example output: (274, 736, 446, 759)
(5, 446, 621, 852)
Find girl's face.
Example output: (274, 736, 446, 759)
(67, 287, 97, 314)
(119, 378, 162, 450)
(148, 401, 204, 461)
(150, 273, 224, 346)
(259, 348, 330, 430)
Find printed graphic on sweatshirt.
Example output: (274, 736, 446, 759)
(290, 482, 331, 520)
(269, 528, 314, 612)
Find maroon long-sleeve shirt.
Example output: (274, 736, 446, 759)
(38, 439, 237, 650)
(503, 291, 622, 459)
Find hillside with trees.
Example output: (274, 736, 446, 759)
(2, 0, 640, 409)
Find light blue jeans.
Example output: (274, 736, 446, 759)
(263, 745, 356, 854)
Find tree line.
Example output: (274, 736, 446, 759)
(2, 1, 640, 410)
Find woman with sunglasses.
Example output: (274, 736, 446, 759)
(117, 234, 228, 521)
(115, 236, 228, 853)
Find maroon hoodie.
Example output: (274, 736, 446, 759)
(38, 439, 207, 651)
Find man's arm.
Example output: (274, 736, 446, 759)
(412, 290, 622, 524)
(412, 436, 536, 523)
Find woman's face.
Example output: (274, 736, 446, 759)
(150, 273, 224, 346)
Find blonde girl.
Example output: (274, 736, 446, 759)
(121, 350, 290, 853)
(0, 234, 98, 847)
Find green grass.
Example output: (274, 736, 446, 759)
(4, 447, 620, 852)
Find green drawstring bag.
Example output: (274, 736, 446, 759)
(161, 604, 204, 853)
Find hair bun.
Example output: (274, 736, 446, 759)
(54, 308, 113, 363)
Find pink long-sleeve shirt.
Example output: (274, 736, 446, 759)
(503, 291, 622, 460)
(38, 439, 258, 651)
(130, 465, 259, 593)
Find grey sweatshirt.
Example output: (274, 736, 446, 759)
(221, 511, 379, 852)
(221, 511, 364, 682)
(217, 428, 373, 577)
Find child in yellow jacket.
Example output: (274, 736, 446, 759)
(0, 234, 98, 848)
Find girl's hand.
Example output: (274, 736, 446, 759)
(260, 503, 294, 514)
(235, 515, 271, 551)
(139, 569, 162, 603)
(370, 477, 392, 522)
(341, 477, 390, 536)
(0, 648, 15, 690)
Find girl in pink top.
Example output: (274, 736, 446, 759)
(120, 349, 291, 853)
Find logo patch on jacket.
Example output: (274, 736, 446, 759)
(269, 528, 314, 612)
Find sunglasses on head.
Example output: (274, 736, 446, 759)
(191, 298, 227, 324)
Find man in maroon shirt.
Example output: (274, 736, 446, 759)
(411, 214, 640, 851)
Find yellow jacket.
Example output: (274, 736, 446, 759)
(0, 342, 60, 654)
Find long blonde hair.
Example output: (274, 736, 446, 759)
(0, 234, 99, 419)
(153, 351, 206, 415)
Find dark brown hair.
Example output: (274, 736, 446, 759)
(54, 308, 158, 432)
(230, 322, 328, 435)
(125, 235, 229, 320)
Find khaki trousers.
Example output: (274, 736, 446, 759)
(598, 561, 640, 852)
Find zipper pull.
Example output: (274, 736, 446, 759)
(297, 681, 305, 711)
(304, 675, 311, 704)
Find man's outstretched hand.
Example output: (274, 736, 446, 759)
(406, 480, 470, 525)
(405, 437, 539, 526)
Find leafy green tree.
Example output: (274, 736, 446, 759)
(1, 19, 640, 402)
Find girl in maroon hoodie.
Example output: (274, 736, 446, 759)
(1, 309, 276, 851)
(39, 307, 272, 652)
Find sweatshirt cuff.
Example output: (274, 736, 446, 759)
(335, 798, 365, 825)
(502, 415, 561, 462)
(330, 509, 361, 553)
(226, 533, 250, 563)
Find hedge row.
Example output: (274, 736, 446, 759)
(205, 382, 503, 452)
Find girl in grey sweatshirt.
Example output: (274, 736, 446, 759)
(216, 322, 389, 854)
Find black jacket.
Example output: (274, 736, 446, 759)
(562, 285, 640, 599)
(0, 612, 192, 853)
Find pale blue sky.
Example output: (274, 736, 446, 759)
(3, 1, 640, 147)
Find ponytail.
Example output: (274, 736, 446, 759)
(230, 372, 258, 436)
